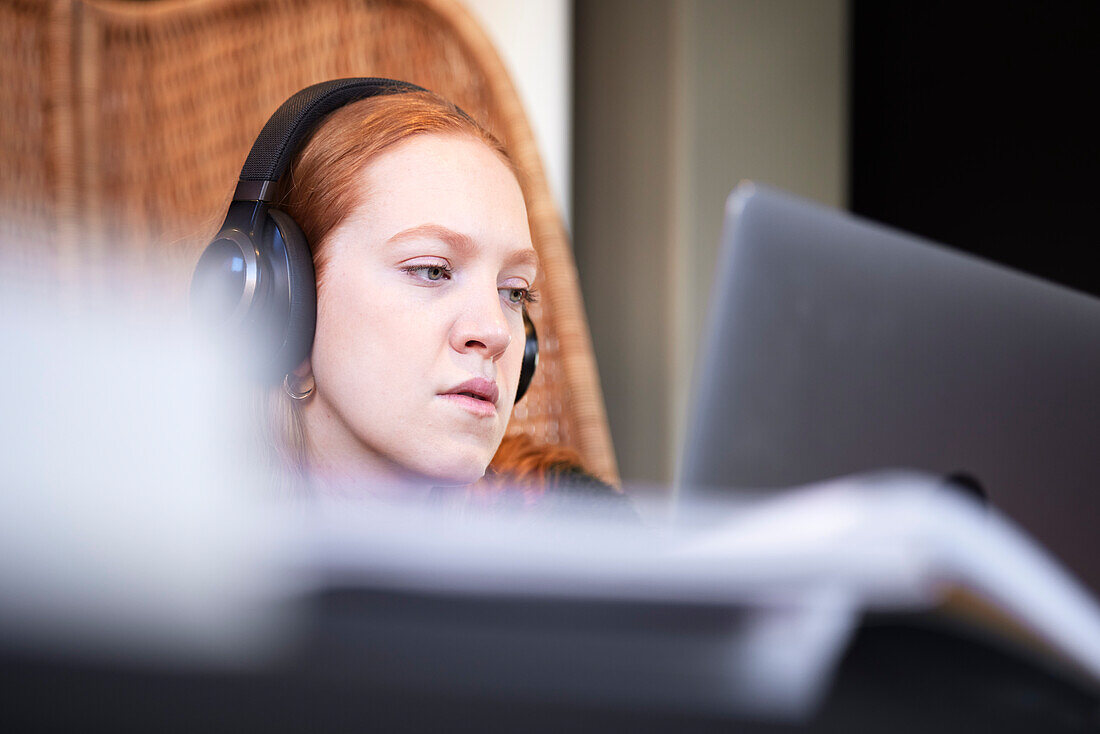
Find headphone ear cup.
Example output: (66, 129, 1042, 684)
(267, 209, 317, 376)
(516, 309, 539, 403)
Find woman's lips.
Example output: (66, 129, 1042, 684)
(439, 393, 497, 417)
(439, 377, 499, 417)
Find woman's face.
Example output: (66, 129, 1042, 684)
(300, 133, 536, 487)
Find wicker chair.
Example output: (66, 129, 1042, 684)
(0, 0, 618, 485)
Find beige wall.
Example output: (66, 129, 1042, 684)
(461, 0, 572, 225)
(574, 0, 847, 486)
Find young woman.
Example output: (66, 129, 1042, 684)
(228, 84, 615, 502)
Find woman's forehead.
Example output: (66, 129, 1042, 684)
(343, 134, 533, 253)
(364, 133, 521, 196)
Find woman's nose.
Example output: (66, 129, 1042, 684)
(450, 288, 512, 360)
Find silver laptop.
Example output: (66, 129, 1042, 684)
(680, 183, 1100, 592)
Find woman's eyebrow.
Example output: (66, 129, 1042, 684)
(506, 247, 540, 274)
(385, 224, 476, 255)
(386, 223, 539, 274)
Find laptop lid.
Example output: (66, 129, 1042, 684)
(680, 183, 1100, 591)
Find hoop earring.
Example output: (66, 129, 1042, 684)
(284, 373, 315, 401)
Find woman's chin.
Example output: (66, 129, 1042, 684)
(417, 463, 488, 487)
(401, 449, 492, 487)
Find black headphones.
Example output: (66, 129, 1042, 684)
(191, 78, 538, 402)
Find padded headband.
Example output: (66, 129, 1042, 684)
(235, 78, 426, 200)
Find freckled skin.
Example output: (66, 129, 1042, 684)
(296, 134, 536, 488)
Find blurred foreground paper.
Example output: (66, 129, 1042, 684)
(0, 288, 293, 664)
(1, 288, 1099, 727)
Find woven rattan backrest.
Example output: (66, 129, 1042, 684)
(0, 0, 77, 286)
(0, 0, 618, 484)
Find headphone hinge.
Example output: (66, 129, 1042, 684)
(233, 179, 275, 203)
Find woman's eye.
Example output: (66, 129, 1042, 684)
(403, 263, 452, 282)
(501, 286, 537, 306)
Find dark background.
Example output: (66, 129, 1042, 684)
(850, 1, 1100, 298)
